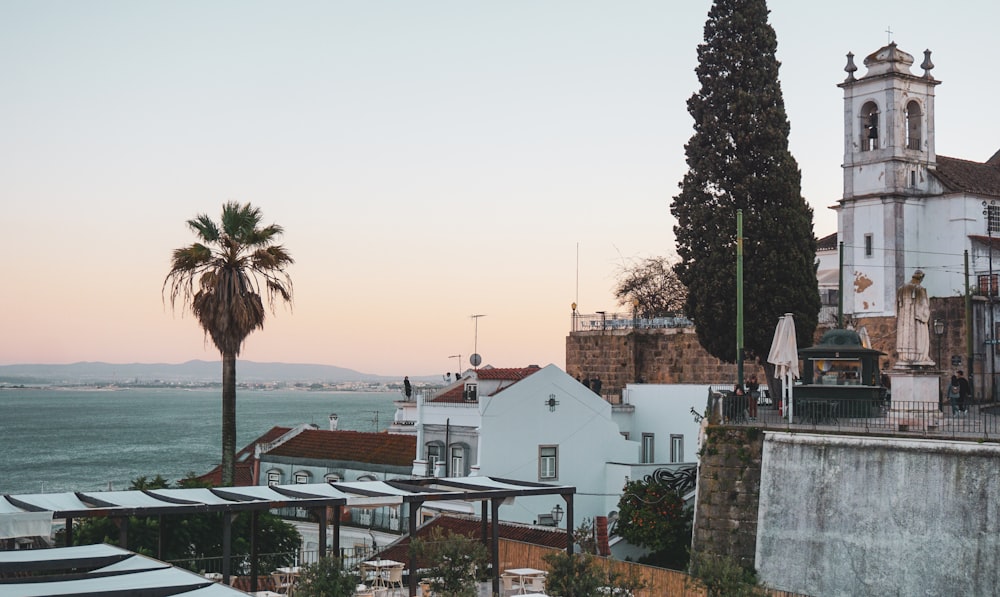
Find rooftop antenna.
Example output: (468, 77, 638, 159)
(471, 314, 486, 369)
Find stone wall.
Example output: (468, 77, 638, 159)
(565, 329, 764, 397)
(756, 432, 1000, 596)
(565, 296, 970, 399)
(690, 426, 765, 570)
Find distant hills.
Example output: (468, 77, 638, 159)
(0, 360, 432, 385)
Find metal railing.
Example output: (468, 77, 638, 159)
(168, 545, 377, 577)
(708, 392, 1000, 440)
(571, 312, 694, 333)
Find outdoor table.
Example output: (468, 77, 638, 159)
(503, 568, 547, 594)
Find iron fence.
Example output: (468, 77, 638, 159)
(572, 312, 694, 333)
(708, 390, 1000, 441)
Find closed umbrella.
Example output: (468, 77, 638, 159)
(767, 314, 799, 420)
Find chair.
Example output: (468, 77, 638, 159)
(501, 573, 521, 595)
(385, 565, 404, 594)
(523, 575, 546, 594)
(271, 571, 295, 595)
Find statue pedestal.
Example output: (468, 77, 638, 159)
(888, 367, 940, 407)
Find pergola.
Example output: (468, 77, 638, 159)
(1, 476, 575, 596)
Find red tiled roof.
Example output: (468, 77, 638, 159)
(377, 513, 569, 565)
(933, 155, 1000, 198)
(429, 367, 542, 403)
(816, 232, 838, 251)
(473, 366, 542, 381)
(195, 426, 292, 487)
(266, 429, 416, 468)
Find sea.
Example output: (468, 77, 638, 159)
(0, 387, 400, 496)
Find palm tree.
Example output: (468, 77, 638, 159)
(164, 201, 293, 486)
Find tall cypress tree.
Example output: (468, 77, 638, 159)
(671, 0, 819, 365)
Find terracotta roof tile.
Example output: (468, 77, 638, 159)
(473, 366, 542, 381)
(195, 426, 292, 487)
(816, 232, 838, 251)
(933, 155, 1000, 197)
(376, 513, 568, 565)
(266, 429, 416, 468)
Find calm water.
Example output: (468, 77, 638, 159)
(0, 387, 399, 495)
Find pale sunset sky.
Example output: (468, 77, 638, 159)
(2, 1, 998, 376)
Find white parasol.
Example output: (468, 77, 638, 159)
(767, 313, 799, 420)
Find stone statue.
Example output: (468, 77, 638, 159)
(896, 269, 932, 365)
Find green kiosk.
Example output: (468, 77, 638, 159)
(797, 328, 887, 420)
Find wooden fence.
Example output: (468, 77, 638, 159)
(497, 539, 808, 597)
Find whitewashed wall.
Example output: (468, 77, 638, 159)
(757, 432, 1000, 596)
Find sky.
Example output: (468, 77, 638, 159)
(2, 1, 999, 377)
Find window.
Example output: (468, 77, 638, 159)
(324, 473, 340, 483)
(979, 274, 998, 297)
(641, 433, 655, 464)
(864, 234, 873, 257)
(294, 471, 311, 484)
(910, 170, 917, 187)
(821, 288, 839, 307)
(463, 383, 478, 402)
(670, 435, 684, 463)
(905, 101, 922, 150)
(266, 469, 282, 486)
(860, 101, 879, 151)
(357, 474, 378, 481)
(426, 442, 442, 467)
(539, 445, 558, 480)
(988, 204, 1000, 234)
(450, 445, 465, 477)
(812, 358, 862, 385)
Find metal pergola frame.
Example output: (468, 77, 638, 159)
(2, 476, 575, 596)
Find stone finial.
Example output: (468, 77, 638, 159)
(844, 52, 858, 82)
(921, 49, 935, 78)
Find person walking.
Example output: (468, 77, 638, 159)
(956, 370, 971, 414)
(947, 375, 960, 415)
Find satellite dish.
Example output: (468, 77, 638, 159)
(470, 353, 482, 367)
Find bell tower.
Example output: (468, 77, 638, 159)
(836, 43, 940, 317)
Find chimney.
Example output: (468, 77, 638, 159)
(329, 414, 339, 431)
(595, 516, 610, 556)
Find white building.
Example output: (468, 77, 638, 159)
(391, 365, 704, 527)
(834, 42, 1000, 315)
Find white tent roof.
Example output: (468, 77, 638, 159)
(0, 545, 249, 597)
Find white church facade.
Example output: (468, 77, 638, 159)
(821, 42, 1000, 396)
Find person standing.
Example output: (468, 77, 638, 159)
(403, 376, 412, 400)
(747, 375, 759, 420)
(956, 370, 971, 414)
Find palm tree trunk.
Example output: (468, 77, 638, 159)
(221, 351, 237, 486)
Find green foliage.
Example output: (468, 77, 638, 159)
(542, 551, 647, 597)
(542, 552, 604, 597)
(670, 0, 819, 365)
(690, 553, 768, 597)
(409, 528, 488, 597)
(616, 477, 692, 570)
(294, 556, 358, 597)
(59, 475, 300, 574)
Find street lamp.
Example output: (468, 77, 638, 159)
(934, 318, 945, 365)
(551, 504, 564, 525)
